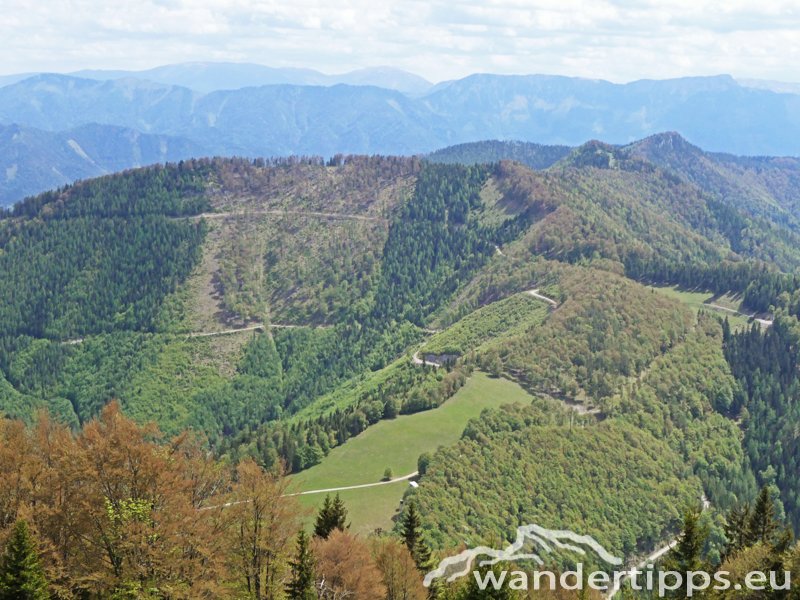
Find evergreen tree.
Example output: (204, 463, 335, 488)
(329, 493, 349, 533)
(723, 503, 751, 557)
(402, 501, 434, 572)
(285, 530, 316, 600)
(313, 493, 349, 539)
(0, 520, 49, 600)
(402, 501, 423, 560)
(748, 486, 779, 545)
(665, 509, 709, 597)
(313, 495, 333, 539)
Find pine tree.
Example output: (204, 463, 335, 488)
(402, 501, 423, 560)
(665, 509, 709, 597)
(402, 501, 434, 572)
(748, 486, 779, 545)
(723, 503, 751, 557)
(330, 493, 348, 533)
(285, 530, 316, 600)
(313, 493, 349, 539)
(0, 520, 49, 600)
(313, 495, 334, 539)
(722, 317, 731, 344)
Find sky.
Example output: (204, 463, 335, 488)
(1, 0, 800, 83)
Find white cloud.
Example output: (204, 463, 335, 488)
(0, 0, 798, 83)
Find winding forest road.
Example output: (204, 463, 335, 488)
(188, 209, 387, 223)
(60, 322, 325, 345)
(526, 288, 559, 307)
(285, 471, 420, 497)
(412, 351, 442, 367)
(704, 303, 773, 327)
(607, 495, 711, 598)
(183, 322, 326, 338)
(198, 472, 420, 511)
(185, 325, 265, 338)
(411, 288, 559, 368)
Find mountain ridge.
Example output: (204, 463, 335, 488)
(8, 63, 434, 95)
(3, 69, 800, 205)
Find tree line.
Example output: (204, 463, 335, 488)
(723, 315, 800, 534)
(1, 405, 610, 599)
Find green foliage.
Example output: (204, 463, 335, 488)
(0, 216, 205, 339)
(748, 486, 780, 547)
(313, 494, 349, 539)
(612, 314, 757, 510)
(10, 160, 209, 219)
(5, 148, 800, 572)
(665, 509, 709, 574)
(402, 501, 433, 572)
(275, 321, 423, 415)
(407, 418, 702, 558)
(661, 509, 711, 598)
(723, 503, 752, 558)
(422, 293, 549, 356)
(292, 373, 534, 534)
(724, 315, 800, 532)
(222, 358, 442, 473)
(0, 520, 49, 600)
(0, 161, 208, 343)
(417, 452, 432, 476)
(292, 372, 533, 488)
(372, 163, 498, 325)
(238, 332, 283, 380)
(261, 216, 388, 325)
(502, 268, 694, 405)
(0, 372, 43, 424)
(285, 530, 316, 600)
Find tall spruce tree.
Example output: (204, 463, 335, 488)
(402, 501, 434, 572)
(665, 509, 709, 597)
(330, 494, 349, 532)
(285, 530, 316, 600)
(313, 493, 349, 539)
(313, 495, 334, 539)
(748, 486, 779, 545)
(0, 520, 49, 600)
(723, 503, 752, 557)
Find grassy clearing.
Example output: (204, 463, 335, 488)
(290, 372, 535, 534)
(648, 285, 752, 330)
(296, 481, 410, 535)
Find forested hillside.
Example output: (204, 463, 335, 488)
(2, 134, 800, 597)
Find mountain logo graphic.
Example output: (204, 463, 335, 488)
(423, 524, 623, 587)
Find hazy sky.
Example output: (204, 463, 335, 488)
(2, 0, 799, 82)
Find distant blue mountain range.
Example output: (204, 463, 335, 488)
(1, 63, 799, 205)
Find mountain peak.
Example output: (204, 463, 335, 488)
(624, 132, 705, 163)
(557, 140, 621, 169)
